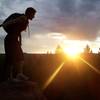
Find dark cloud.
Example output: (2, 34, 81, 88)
(57, 0, 76, 16)
(78, 0, 100, 16)
(45, 0, 100, 40)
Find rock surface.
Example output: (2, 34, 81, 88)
(0, 80, 47, 100)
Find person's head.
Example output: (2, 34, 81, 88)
(25, 7, 36, 20)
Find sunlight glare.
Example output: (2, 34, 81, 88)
(64, 47, 80, 58)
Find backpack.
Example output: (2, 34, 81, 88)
(2, 13, 28, 35)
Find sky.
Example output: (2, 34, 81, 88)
(0, 0, 100, 53)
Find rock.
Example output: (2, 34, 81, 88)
(0, 80, 47, 100)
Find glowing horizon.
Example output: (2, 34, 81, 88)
(21, 32, 100, 54)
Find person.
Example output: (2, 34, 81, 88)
(1, 7, 36, 81)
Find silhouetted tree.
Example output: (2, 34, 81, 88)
(84, 44, 91, 53)
(55, 45, 64, 54)
(98, 48, 100, 54)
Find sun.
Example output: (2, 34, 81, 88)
(63, 47, 80, 58)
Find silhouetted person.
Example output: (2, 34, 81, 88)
(1, 7, 36, 81)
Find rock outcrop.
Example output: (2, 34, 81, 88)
(0, 80, 47, 100)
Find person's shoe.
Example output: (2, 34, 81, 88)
(15, 73, 29, 81)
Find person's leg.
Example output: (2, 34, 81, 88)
(15, 61, 24, 75)
(13, 61, 28, 80)
(2, 59, 12, 81)
(19, 61, 24, 74)
(9, 64, 14, 80)
(4, 36, 13, 81)
(12, 61, 24, 79)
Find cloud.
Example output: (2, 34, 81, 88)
(0, 0, 37, 19)
(0, 0, 100, 40)
(24, 0, 100, 40)
(46, 0, 100, 40)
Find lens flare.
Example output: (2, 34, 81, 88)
(79, 57, 100, 75)
(42, 62, 65, 90)
(42, 55, 100, 91)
